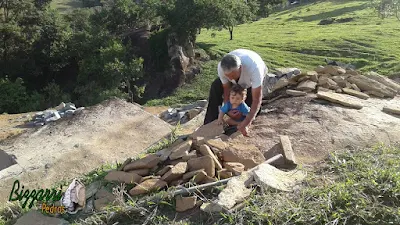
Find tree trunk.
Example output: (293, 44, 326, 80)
(229, 27, 233, 40)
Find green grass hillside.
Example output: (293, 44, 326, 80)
(147, 0, 400, 106)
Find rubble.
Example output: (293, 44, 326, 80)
(159, 99, 208, 125)
(26, 102, 84, 126)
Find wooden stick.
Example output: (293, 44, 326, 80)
(171, 154, 284, 196)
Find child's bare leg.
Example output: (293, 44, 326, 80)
(226, 118, 240, 126)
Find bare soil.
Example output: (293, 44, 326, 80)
(0, 98, 172, 202)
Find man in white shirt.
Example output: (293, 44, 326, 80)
(204, 49, 268, 136)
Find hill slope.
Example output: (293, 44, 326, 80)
(147, 0, 400, 106)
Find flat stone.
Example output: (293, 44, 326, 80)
(190, 120, 224, 140)
(14, 210, 70, 225)
(95, 188, 114, 200)
(169, 140, 192, 160)
(187, 155, 215, 177)
(182, 150, 198, 161)
(128, 168, 150, 176)
(335, 88, 342, 93)
(176, 196, 197, 212)
(318, 87, 332, 92)
(85, 181, 102, 199)
(286, 89, 307, 97)
(201, 176, 218, 184)
(279, 136, 297, 165)
(156, 165, 174, 176)
(223, 162, 245, 176)
(193, 136, 206, 149)
(271, 78, 289, 92)
(322, 78, 339, 90)
(222, 142, 265, 170)
(296, 80, 317, 92)
(215, 172, 254, 210)
(118, 158, 132, 171)
(206, 138, 228, 153)
(253, 164, 306, 192)
(315, 66, 325, 73)
(161, 162, 188, 183)
(105, 171, 142, 184)
(195, 99, 208, 108)
(140, 175, 161, 183)
(170, 179, 184, 186)
(346, 69, 359, 75)
(365, 71, 400, 93)
(348, 75, 396, 98)
(366, 90, 385, 98)
(342, 88, 369, 100)
(350, 83, 361, 92)
(332, 76, 347, 88)
(383, 106, 400, 115)
(316, 91, 363, 109)
(123, 154, 161, 171)
(169, 158, 187, 166)
(217, 169, 233, 179)
(199, 145, 223, 170)
(160, 139, 185, 161)
(129, 179, 167, 196)
(182, 169, 207, 183)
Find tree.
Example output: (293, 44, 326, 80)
(212, 0, 255, 40)
(373, 0, 400, 21)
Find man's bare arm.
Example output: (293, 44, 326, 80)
(242, 86, 262, 127)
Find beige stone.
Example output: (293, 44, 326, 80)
(365, 71, 400, 93)
(272, 78, 289, 92)
(335, 89, 342, 93)
(286, 89, 307, 96)
(315, 66, 325, 73)
(318, 76, 329, 86)
(332, 76, 347, 88)
(105, 171, 142, 184)
(350, 83, 361, 92)
(170, 179, 184, 186)
(187, 155, 215, 177)
(182, 150, 198, 161)
(118, 158, 132, 171)
(366, 90, 385, 98)
(190, 120, 224, 140)
(161, 162, 188, 183)
(199, 145, 223, 170)
(94, 197, 115, 210)
(129, 179, 167, 196)
(169, 140, 192, 160)
(324, 65, 343, 76)
(187, 109, 201, 120)
(128, 168, 150, 176)
(347, 75, 396, 98)
(279, 135, 297, 165)
(123, 154, 160, 171)
(176, 196, 197, 212)
(160, 139, 185, 161)
(217, 169, 233, 179)
(297, 76, 310, 83)
(222, 142, 265, 170)
(254, 164, 306, 192)
(140, 175, 161, 183)
(182, 169, 207, 183)
(342, 88, 369, 100)
(316, 91, 363, 109)
(346, 69, 359, 75)
(193, 136, 206, 149)
(206, 138, 228, 153)
(202, 176, 218, 184)
(323, 78, 339, 90)
(383, 106, 400, 115)
(337, 68, 346, 74)
(156, 165, 173, 176)
(318, 87, 331, 92)
(169, 158, 187, 166)
(296, 80, 317, 92)
(223, 162, 245, 175)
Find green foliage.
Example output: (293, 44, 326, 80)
(371, 0, 400, 20)
(0, 77, 44, 113)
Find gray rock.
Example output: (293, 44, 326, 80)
(14, 210, 70, 225)
(63, 102, 76, 111)
(195, 100, 208, 108)
(178, 111, 186, 120)
(75, 107, 85, 114)
(45, 111, 61, 122)
(55, 102, 66, 111)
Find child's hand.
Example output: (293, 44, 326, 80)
(217, 119, 224, 125)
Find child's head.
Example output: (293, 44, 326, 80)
(230, 84, 246, 105)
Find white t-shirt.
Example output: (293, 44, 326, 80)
(218, 49, 268, 89)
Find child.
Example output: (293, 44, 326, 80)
(217, 84, 250, 127)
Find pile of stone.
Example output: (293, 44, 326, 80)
(268, 65, 400, 113)
(99, 121, 303, 213)
(159, 99, 208, 125)
(28, 102, 84, 126)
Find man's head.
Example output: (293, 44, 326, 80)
(230, 84, 246, 105)
(221, 54, 242, 81)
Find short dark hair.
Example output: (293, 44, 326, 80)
(220, 54, 241, 73)
(230, 84, 247, 98)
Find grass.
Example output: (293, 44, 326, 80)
(149, 0, 400, 106)
(29, 143, 398, 225)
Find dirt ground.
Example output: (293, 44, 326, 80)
(0, 98, 172, 202)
